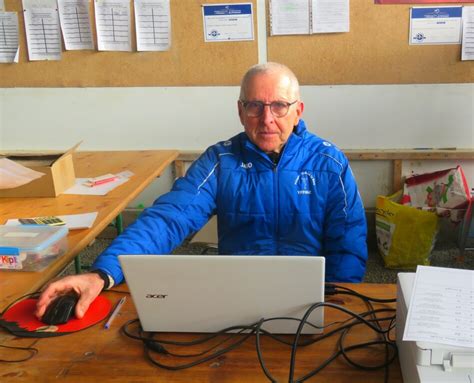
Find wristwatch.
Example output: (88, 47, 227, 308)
(90, 269, 114, 290)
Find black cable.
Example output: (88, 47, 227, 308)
(0, 344, 39, 363)
(288, 301, 396, 381)
(328, 284, 397, 303)
(0, 292, 40, 316)
(253, 305, 396, 382)
(144, 328, 256, 370)
(339, 286, 397, 383)
(0, 292, 41, 363)
(146, 324, 256, 358)
(291, 308, 396, 382)
(119, 284, 398, 382)
(122, 318, 259, 347)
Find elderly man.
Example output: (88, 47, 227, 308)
(36, 62, 367, 320)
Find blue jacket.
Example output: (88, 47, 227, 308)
(92, 120, 367, 283)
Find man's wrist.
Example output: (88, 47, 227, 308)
(90, 269, 114, 290)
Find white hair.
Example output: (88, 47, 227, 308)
(239, 62, 300, 100)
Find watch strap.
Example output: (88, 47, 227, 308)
(90, 269, 114, 290)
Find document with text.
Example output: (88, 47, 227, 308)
(95, 0, 131, 51)
(202, 3, 254, 42)
(312, 0, 349, 34)
(462, 6, 474, 60)
(58, 0, 94, 50)
(135, 0, 171, 51)
(270, 0, 310, 35)
(403, 265, 474, 349)
(0, 12, 19, 63)
(409, 6, 462, 45)
(23, 4, 61, 60)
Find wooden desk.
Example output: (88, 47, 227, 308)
(0, 283, 402, 382)
(0, 150, 178, 313)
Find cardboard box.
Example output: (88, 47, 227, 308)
(0, 143, 80, 198)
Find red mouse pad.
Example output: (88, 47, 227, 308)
(0, 296, 112, 338)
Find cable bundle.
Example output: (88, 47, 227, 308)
(122, 283, 397, 382)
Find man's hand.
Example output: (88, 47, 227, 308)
(35, 273, 105, 320)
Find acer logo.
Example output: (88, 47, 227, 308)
(146, 294, 168, 299)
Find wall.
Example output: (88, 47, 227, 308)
(1, 84, 472, 150)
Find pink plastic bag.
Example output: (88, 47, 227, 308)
(401, 166, 470, 223)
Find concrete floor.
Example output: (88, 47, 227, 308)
(64, 236, 473, 284)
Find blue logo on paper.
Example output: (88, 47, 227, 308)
(203, 4, 252, 17)
(411, 7, 461, 20)
(209, 30, 220, 37)
(413, 33, 426, 42)
(425, 8, 448, 18)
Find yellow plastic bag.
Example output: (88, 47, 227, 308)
(375, 191, 439, 269)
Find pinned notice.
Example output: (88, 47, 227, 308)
(95, 0, 132, 51)
(409, 6, 462, 45)
(23, 1, 62, 61)
(58, 0, 94, 50)
(462, 6, 474, 60)
(135, 0, 171, 51)
(0, 12, 19, 63)
(202, 3, 254, 42)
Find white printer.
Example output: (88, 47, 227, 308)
(397, 273, 474, 383)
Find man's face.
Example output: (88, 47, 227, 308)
(238, 71, 304, 153)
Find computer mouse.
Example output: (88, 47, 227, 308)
(41, 292, 79, 325)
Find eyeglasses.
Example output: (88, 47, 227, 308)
(240, 100, 298, 118)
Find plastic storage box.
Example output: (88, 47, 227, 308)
(0, 225, 69, 271)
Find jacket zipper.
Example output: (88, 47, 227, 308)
(244, 137, 292, 255)
(273, 162, 279, 254)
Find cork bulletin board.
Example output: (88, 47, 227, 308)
(0, 0, 258, 87)
(268, 0, 473, 85)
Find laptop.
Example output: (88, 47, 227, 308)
(119, 255, 325, 334)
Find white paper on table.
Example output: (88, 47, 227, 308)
(95, 0, 131, 51)
(202, 3, 254, 42)
(0, 12, 20, 63)
(23, 0, 61, 61)
(135, 0, 171, 51)
(403, 265, 474, 349)
(311, 0, 349, 34)
(409, 6, 462, 45)
(116, 170, 134, 178)
(270, 0, 310, 36)
(462, 6, 474, 60)
(58, 0, 94, 50)
(6, 212, 98, 230)
(64, 177, 129, 195)
(0, 158, 45, 189)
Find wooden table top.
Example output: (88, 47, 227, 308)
(0, 283, 402, 382)
(0, 150, 179, 312)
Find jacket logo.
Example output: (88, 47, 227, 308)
(146, 294, 168, 299)
(241, 162, 253, 169)
(294, 171, 316, 195)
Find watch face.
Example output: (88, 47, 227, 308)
(0, 296, 112, 338)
